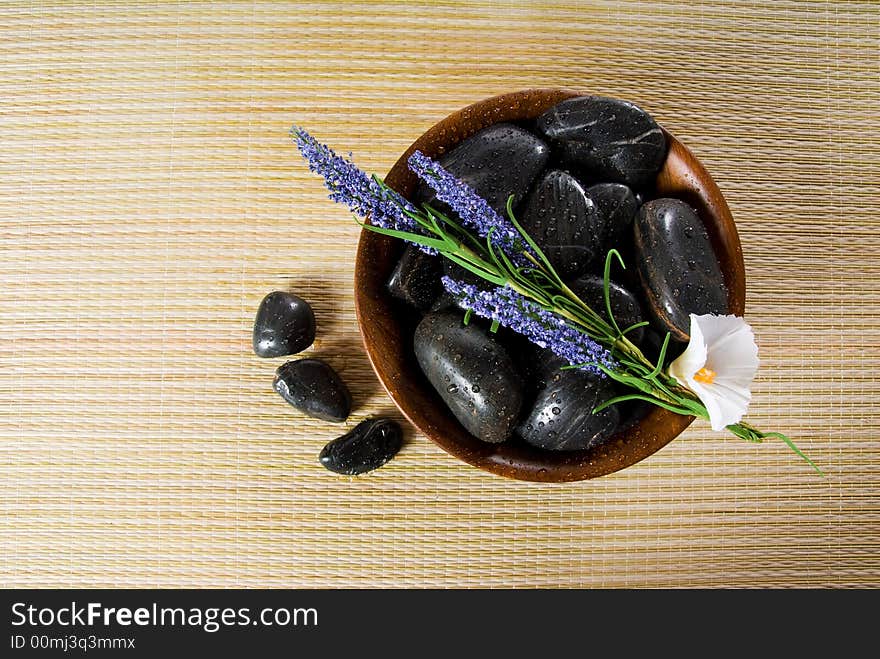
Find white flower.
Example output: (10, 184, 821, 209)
(668, 314, 759, 431)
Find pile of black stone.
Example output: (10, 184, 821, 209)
(253, 291, 402, 475)
(388, 96, 729, 452)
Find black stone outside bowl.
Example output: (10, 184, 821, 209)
(354, 89, 745, 483)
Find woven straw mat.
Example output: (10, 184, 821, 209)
(2, 1, 878, 588)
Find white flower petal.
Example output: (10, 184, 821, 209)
(668, 315, 707, 386)
(702, 380, 752, 430)
(667, 314, 759, 432)
(708, 387, 749, 429)
(687, 380, 726, 429)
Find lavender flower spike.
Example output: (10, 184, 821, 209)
(408, 150, 529, 263)
(292, 126, 436, 252)
(442, 277, 615, 375)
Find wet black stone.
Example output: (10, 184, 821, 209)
(386, 244, 442, 310)
(425, 123, 549, 214)
(319, 418, 403, 475)
(537, 96, 667, 187)
(506, 337, 548, 391)
(516, 356, 619, 451)
(634, 198, 728, 341)
(586, 182, 639, 252)
(430, 290, 459, 313)
(520, 169, 601, 278)
(273, 359, 352, 423)
(568, 273, 647, 345)
(414, 313, 524, 443)
(252, 291, 316, 358)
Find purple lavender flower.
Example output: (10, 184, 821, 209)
(407, 150, 530, 263)
(442, 277, 615, 375)
(292, 127, 438, 253)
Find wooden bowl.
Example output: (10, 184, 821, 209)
(354, 89, 745, 482)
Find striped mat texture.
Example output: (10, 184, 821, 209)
(1, 1, 878, 588)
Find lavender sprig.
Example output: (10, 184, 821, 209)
(292, 126, 440, 253)
(290, 126, 820, 473)
(441, 276, 615, 375)
(407, 151, 530, 264)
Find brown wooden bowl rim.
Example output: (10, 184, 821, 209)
(354, 88, 745, 483)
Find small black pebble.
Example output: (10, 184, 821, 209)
(319, 418, 403, 475)
(253, 291, 316, 358)
(273, 358, 352, 423)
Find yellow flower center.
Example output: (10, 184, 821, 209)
(694, 367, 717, 384)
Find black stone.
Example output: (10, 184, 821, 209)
(429, 290, 459, 314)
(386, 244, 442, 310)
(537, 96, 667, 187)
(425, 123, 549, 214)
(273, 359, 352, 423)
(568, 273, 647, 345)
(634, 198, 728, 341)
(520, 169, 601, 278)
(586, 182, 639, 252)
(516, 356, 619, 451)
(319, 418, 403, 475)
(507, 336, 548, 390)
(414, 313, 524, 443)
(252, 291, 316, 358)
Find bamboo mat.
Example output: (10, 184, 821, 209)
(2, 1, 878, 589)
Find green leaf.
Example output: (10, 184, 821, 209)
(645, 332, 672, 379)
(548, 295, 607, 335)
(602, 248, 626, 338)
(505, 195, 563, 285)
(620, 320, 650, 337)
(494, 236, 521, 281)
(760, 431, 825, 476)
(442, 252, 507, 286)
(357, 220, 449, 251)
(592, 393, 644, 414)
(615, 357, 652, 376)
(425, 202, 485, 253)
(676, 397, 709, 417)
(510, 279, 553, 307)
(593, 392, 694, 416)
(483, 228, 505, 271)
